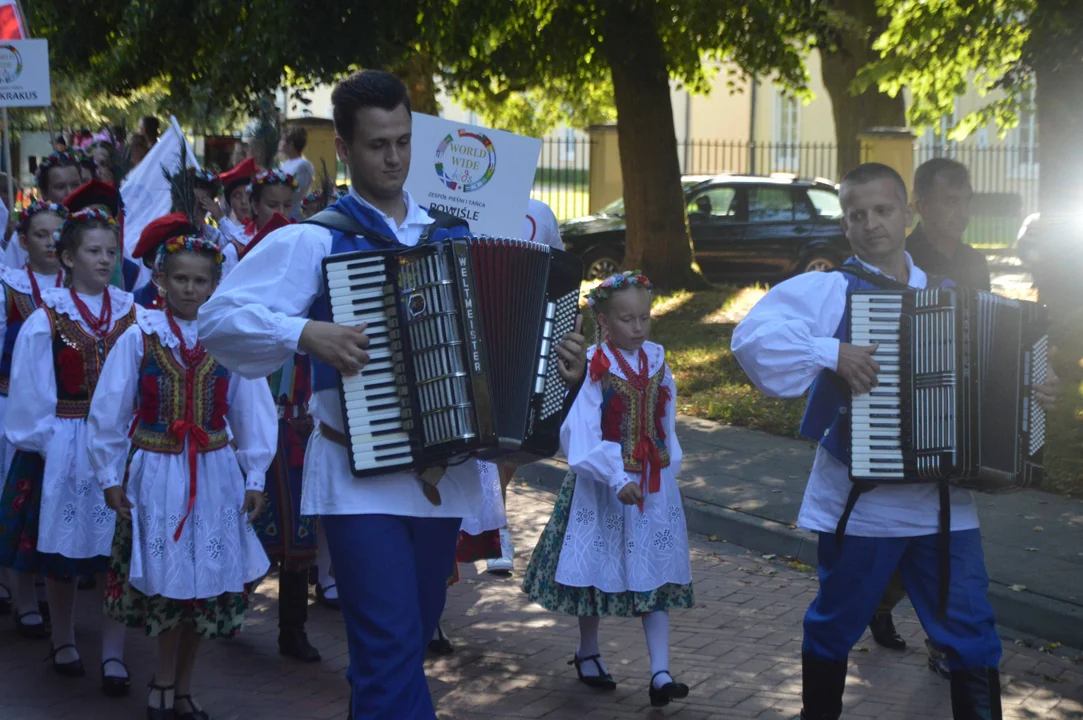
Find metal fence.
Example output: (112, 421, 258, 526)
(531, 136, 593, 222)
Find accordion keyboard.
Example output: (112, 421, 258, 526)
(849, 293, 905, 480)
(325, 254, 416, 472)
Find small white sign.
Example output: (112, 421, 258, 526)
(405, 113, 542, 239)
(0, 39, 49, 107)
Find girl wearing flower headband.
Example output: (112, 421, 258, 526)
(248, 169, 297, 233)
(90, 212, 274, 720)
(1, 152, 82, 270)
(0, 207, 139, 695)
(523, 270, 693, 708)
(0, 202, 67, 638)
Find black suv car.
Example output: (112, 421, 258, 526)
(560, 175, 850, 282)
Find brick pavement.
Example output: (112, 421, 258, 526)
(1, 482, 1082, 720)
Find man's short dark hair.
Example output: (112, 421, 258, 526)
(284, 126, 308, 153)
(140, 116, 160, 139)
(332, 70, 411, 143)
(840, 162, 908, 207)
(913, 157, 971, 200)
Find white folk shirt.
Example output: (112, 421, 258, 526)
(198, 188, 485, 519)
(730, 253, 979, 537)
(522, 198, 564, 250)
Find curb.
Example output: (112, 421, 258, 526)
(516, 459, 1083, 648)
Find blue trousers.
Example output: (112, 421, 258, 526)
(804, 529, 1002, 670)
(321, 514, 461, 720)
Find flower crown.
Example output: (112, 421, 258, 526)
(154, 234, 225, 272)
(189, 167, 220, 190)
(36, 151, 80, 184)
(17, 201, 69, 235)
(73, 148, 97, 169)
(55, 208, 118, 241)
(248, 169, 298, 194)
(586, 271, 653, 307)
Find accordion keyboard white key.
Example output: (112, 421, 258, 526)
(325, 254, 416, 471)
(849, 293, 905, 479)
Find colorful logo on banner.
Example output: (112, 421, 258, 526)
(434, 129, 496, 193)
(0, 44, 22, 84)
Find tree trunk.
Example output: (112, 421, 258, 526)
(819, 3, 906, 177)
(599, 1, 707, 290)
(394, 53, 441, 116)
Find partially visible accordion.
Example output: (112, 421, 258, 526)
(323, 238, 583, 477)
(849, 287, 1048, 491)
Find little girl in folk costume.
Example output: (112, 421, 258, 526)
(522, 271, 693, 708)
(0, 202, 67, 637)
(0, 208, 138, 693)
(89, 215, 274, 720)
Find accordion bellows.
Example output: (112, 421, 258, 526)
(848, 287, 1048, 492)
(323, 237, 582, 477)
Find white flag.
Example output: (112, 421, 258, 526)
(120, 116, 200, 287)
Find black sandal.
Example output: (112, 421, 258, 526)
(147, 680, 175, 720)
(13, 610, 49, 639)
(174, 694, 210, 720)
(45, 643, 85, 677)
(101, 658, 131, 698)
(569, 654, 616, 690)
(0, 582, 11, 615)
(315, 582, 340, 610)
(648, 670, 689, 707)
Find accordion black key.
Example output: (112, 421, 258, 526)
(848, 287, 1048, 491)
(323, 237, 583, 477)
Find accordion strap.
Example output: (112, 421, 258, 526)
(303, 208, 398, 247)
(830, 264, 911, 291)
(834, 481, 874, 549)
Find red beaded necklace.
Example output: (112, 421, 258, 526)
(608, 342, 649, 391)
(25, 266, 61, 307)
(69, 287, 112, 338)
(166, 310, 206, 367)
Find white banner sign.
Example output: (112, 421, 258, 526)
(0, 39, 49, 107)
(405, 113, 542, 239)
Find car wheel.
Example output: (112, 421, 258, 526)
(584, 251, 622, 281)
(802, 255, 838, 273)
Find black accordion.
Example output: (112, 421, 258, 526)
(322, 237, 583, 477)
(849, 287, 1048, 491)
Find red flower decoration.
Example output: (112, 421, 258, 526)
(209, 376, 230, 430)
(589, 349, 611, 383)
(57, 346, 86, 395)
(601, 392, 626, 443)
(138, 374, 160, 424)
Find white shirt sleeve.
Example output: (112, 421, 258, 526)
(560, 371, 628, 493)
(4, 309, 58, 453)
(662, 366, 681, 476)
(730, 271, 848, 398)
(87, 326, 142, 490)
(523, 199, 564, 250)
(215, 217, 246, 247)
(225, 374, 277, 492)
(197, 224, 326, 379)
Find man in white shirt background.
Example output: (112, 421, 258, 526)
(199, 70, 587, 720)
(278, 127, 315, 220)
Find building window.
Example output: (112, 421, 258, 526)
(773, 93, 800, 172)
(1009, 90, 1038, 179)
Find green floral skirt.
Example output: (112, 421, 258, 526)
(522, 471, 694, 617)
(104, 514, 250, 639)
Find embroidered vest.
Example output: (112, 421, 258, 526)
(49, 304, 138, 419)
(600, 367, 671, 473)
(798, 260, 954, 464)
(130, 332, 231, 454)
(0, 283, 37, 395)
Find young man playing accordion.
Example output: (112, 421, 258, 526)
(198, 70, 588, 720)
(731, 163, 1057, 720)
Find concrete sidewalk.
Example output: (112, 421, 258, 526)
(519, 414, 1083, 648)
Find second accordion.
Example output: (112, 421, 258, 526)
(848, 286, 1048, 492)
(323, 237, 583, 477)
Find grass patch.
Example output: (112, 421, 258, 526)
(582, 286, 806, 438)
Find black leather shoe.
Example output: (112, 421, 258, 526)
(278, 627, 321, 663)
(800, 653, 847, 720)
(174, 694, 210, 720)
(569, 654, 616, 690)
(950, 667, 1001, 720)
(926, 638, 951, 679)
(427, 624, 453, 655)
(14, 610, 49, 639)
(47, 643, 86, 677)
(147, 679, 175, 720)
(868, 612, 906, 650)
(102, 658, 131, 698)
(648, 670, 689, 707)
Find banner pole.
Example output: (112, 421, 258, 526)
(2, 107, 13, 211)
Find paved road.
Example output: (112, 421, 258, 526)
(1, 483, 1082, 719)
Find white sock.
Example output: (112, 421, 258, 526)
(45, 578, 78, 663)
(316, 523, 335, 590)
(642, 611, 672, 688)
(101, 615, 128, 678)
(576, 616, 606, 676)
(13, 571, 40, 621)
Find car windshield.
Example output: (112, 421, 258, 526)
(597, 178, 705, 218)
